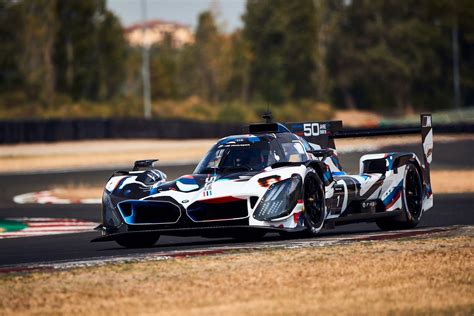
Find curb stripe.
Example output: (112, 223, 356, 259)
(0, 218, 99, 239)
(0, 230, 92, 236)
(28, 223, 96, 227)
(21, 227, 95, 232)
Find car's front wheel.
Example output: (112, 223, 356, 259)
(115, 233, 160, 248)
(303, 169, 326, 237)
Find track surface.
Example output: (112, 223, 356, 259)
(0, 140, 472, 267)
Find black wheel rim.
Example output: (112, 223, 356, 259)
(405, 167, 422, 219)
(304, 175, 325, 229)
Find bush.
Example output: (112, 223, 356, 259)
(0, 94, 334, 123)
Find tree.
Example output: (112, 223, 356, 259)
(327, 0, 457, 113)
(150, 35, 178, 99)
(243, 0, 319, 104)
(55, 0, 126, 101)
(0, 0, 23, 92)
(226, 31, 251, 102)
(284, 0, 319, 99)
(98, 10, 127, 99)
(18, 0, 57, 104)
(195, 11, 221, 103)
(243, 0, 289, 104)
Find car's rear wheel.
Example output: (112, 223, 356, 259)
(303, 169, 326, 237)
(376, 162, 423, 231)
(115, 233, 160, 248)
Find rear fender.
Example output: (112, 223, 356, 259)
(361, 153, 432, 213)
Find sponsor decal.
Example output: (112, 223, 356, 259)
(422, 115, 432, 127)
(202, 175, 217, 197)
(383, 180, 403, 210)
(176, 176, 200, 192)
(105, 176, 127, 192)
(258, 175, 281, 187)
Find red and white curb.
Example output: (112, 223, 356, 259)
(13, 191, 101, 205)
(0, 218, 99, 239)
(0, 225, 467, 274)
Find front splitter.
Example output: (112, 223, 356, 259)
(91, 225, 306, 242)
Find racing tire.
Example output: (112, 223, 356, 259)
(115, 233, 160, 248)
(302, 168, 326, 237)
(376, 162, 423, 231)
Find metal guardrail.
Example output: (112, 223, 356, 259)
(0, 119, 242, 144)
(0, 119, 472, 144)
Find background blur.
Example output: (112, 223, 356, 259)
(0, 0, 473, 125)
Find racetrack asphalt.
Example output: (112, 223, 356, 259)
(0, 139, 472, 267)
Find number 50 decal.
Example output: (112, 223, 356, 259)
(303, 123, 320, 136)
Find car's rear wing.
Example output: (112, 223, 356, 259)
(248, 114, 433, 180)
(288, 113, 433, 186)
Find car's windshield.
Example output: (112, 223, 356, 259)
(194, 141, 282, 174)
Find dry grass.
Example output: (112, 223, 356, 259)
(333, 109, 382, 127)
(0, 235, 472, 315)
(431, 170, 474, 193)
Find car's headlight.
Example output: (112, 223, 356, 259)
(253, 175, 302, 221)
(102, 191, 122, 228)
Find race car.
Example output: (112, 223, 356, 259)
(92, 114, 433, 248)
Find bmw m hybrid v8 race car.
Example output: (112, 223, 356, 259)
(92, 114, 433, 248)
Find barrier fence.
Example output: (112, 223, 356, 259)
(0, 119, 243, 144)
(0, 118, 472, 144)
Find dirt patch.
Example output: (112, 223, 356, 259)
(333, 109, 382, 127)
(431, 170, 474, 193)
(1, 230, 472, 315)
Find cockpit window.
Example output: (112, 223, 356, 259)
(194, 140, 282, 174)
(281, 142, 308, 162)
